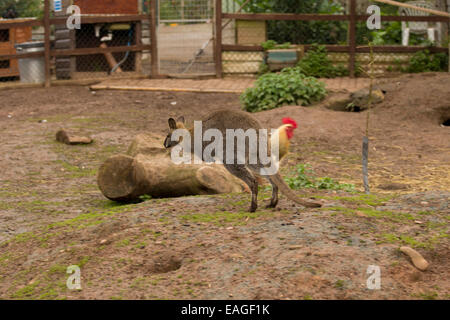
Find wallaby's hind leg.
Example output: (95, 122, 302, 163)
(265, 176, 279, 208)
(224, 164, 258, 212)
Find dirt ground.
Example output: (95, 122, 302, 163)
(0, 73, 448, 300)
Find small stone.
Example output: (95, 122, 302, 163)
(100, 239, 108, 244)
(420, 201, 429, 205)
(400, 246, 429, 271)
(56, 129, 93, 145)
(355, 211, 367, 217)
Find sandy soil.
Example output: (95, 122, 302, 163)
(0, 72, 448, 300)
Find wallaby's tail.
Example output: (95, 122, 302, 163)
(270, 173, 322, 208)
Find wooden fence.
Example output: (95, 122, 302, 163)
(215, 0, 450, 77)
(1, 0, 449, 83)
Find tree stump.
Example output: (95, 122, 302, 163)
(97, 134, 248, 202)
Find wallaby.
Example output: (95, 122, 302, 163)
(164, 109, 321, 212)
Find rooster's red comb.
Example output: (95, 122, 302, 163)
(282, 117, 297, 129)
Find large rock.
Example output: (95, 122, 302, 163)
(325, 87, 385, 112)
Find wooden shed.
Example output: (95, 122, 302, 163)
(0, 19, 33, 78)
(54, 0, 142, 79)
(74, 0, 139, 15)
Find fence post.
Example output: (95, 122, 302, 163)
(215, 0, 223, 78)
(150, 0, 159, 77)
(44, 0, 51, 87)
(348, 0, 357, 78)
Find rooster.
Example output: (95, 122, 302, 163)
(254, 117, 298, 187)
(273, 117, 298, 161)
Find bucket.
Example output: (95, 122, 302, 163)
(14, 42, 45, 84)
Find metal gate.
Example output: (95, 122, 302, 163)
(157, 0, 216, 76)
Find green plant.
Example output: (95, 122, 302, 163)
(257, 62, 270, 76)
(0, 0, 42, 18)
(285, 164, 355, 192)
(284, 164, 316, 189)
(261, 40, 277, 51)
(261, 40, 292, 51)
(240, 67, 327, 112)
(265, 0, 347, 45)
(297, 44, 349, 78)
(276, 42, 292, 49)
(139, 194, 152, 201)
(406, 49, 448, 73)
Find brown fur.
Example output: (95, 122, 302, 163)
(165, 110, 321, 212)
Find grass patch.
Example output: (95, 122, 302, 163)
(180, 210, 276, 226)
(11, 281, 40, 299)
(55, 160, 97, 178)
(323, 194, 395, 207)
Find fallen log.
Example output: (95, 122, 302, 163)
(97, 134, 248, 202)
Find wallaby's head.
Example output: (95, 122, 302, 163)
(164, 116, 186, 148)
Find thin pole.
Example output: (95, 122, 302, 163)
(44, 0, 51, 87)
(214, 0, 222, 78)
(362, 42, 375, 194)
(150, 0, 159, 77)
(348, 0, 356, 78)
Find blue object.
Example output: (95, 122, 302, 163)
(111, 27, 134, 74)
(267, 50, 298, 64)
(54, 0, 62, 12)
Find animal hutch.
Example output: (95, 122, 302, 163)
(54, 0, 142, 79)
(0, 19, 33, 79)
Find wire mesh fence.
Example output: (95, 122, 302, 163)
(0, 0, 152, 85)
(220, 11, 449, 77)
(157, 0, 215, 75)
(53, 18, 144, 81)
(52, 0, 149, 82)
(1, 0, 448, 83)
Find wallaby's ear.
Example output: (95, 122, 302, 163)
(177, 116, 185, 124)
(168, 118, 177, 129)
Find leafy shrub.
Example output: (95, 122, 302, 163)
(261, 40, 293, 51)
(261, 40, 277, 51)
(406, 49, 448, 73)
(266, 0, 347, 45)
(241, 67, 327, 112)
(357, 21, 428, 46)
(285, 164, 355, 192)
(297, 44, 349, 78)
(0, 0, 42, 18)
(257, 62, 270, 76)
